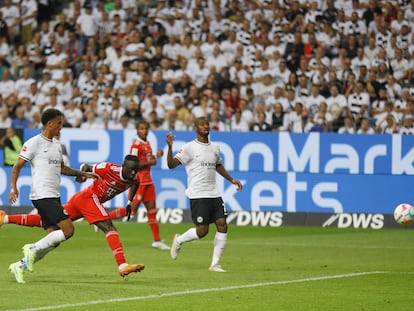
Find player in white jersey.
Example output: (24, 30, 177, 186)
(7, 108, 99, 283)
(166, 117, 243, 272)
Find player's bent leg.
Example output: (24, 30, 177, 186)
(107, 207, 127, 220)
(1, 212, 42, 227)
(96, 220, 145, 277)
(58, 218, 75, 240)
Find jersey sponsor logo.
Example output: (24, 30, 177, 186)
(322, 213, 384, 229)
(48, 159, 61, 165)
(200, 160, 216, 168)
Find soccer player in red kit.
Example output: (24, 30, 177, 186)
(3, 155, 145, 283)
(108, 120, 170, 250)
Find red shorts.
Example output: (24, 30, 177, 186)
(131, 183, 156, 203)
(63, 190, 110, 224)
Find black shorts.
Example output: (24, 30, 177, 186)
(189, 197, 227, 225)
(32, 198, 70, 230)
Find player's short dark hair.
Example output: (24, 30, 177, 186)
(124, 154, 139, 163)
(41, 108, 63, 125)
(195, 116, 208, 127)
(136, 119, 149, 128)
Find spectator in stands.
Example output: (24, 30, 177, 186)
(0, 105, 12, 129)
(251, 111, 272, 132)
(271, 102, 285, 132)
(0, 69, 15, 100)
(64, 30, 84, 76)
(20, 0, 38, 43)
(42, 91, 65, 113)
(229, 108, 248, 132)
(20, 96, 38, 123)
(81, 110, 104, 129)
(225, 86, 241, 120)
(357, 118, 375, 134)
(63, 99, 83, 128)
(11, 106, 30, 128)
(208, 109, 228, 132)
(348, 80, 370, 126)
(15, 66, 35, 100)
(37, 69, 56, 97)
(1, 0, 19, 45)
(337, 116, 356, 134)
(390, 47, 410, 84)
(399, 114, 414, 134)
(375, 111, 399, 134)
(370, 86, 391, 121)
(0, 127, 22, 166)
(123, 100, 142, 126)
(282, 101, 308, 133)
(76, 3, 97, 48)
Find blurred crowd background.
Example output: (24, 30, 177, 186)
(0, 0, 413, 136)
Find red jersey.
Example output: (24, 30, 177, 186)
(130, 137, 153, 185)
(85, 162, 137, 203)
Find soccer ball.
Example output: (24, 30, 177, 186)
(393, 203, 414, 225)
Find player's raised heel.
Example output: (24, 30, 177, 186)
(119, 263, 145, 277)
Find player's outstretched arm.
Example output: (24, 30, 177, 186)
(216, 164, 243, 191)
(62, 163, 101, 181)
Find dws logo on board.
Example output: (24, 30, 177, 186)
(322, 213, 384, 229)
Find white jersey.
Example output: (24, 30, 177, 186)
(175, 139, 221, 199)
(19, 134, 63, 200)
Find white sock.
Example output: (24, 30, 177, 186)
(176, 228, 199, 244)
(31, 230, 66, 254)
(35, 245, 58, 263)
(4, 215, 8, 223)
(211, 232, 227, 267)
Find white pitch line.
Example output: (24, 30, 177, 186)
(7, 271, 385, 311)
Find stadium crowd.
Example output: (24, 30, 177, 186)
(0, 0, 414, 134)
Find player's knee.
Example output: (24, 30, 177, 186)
(216, 222, 227, 233)
(196, 226, 209, 238)
(64, 225, 75, 239)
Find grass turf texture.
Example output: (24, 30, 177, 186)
(0, 222, 413, 311)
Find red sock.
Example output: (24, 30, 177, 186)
(105, 230, 126, 266)
(147, 209, 160, 241)
(107, 207, 127, 219)
(8, 214, 42, 227)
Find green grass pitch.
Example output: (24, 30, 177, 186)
(0, 221, 413, 311)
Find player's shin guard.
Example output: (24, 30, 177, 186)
(8, 214, 42, 227)
(107, 207, 127, 220)
(105, 230, 126, 266)
(147, 209, 161, 241)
